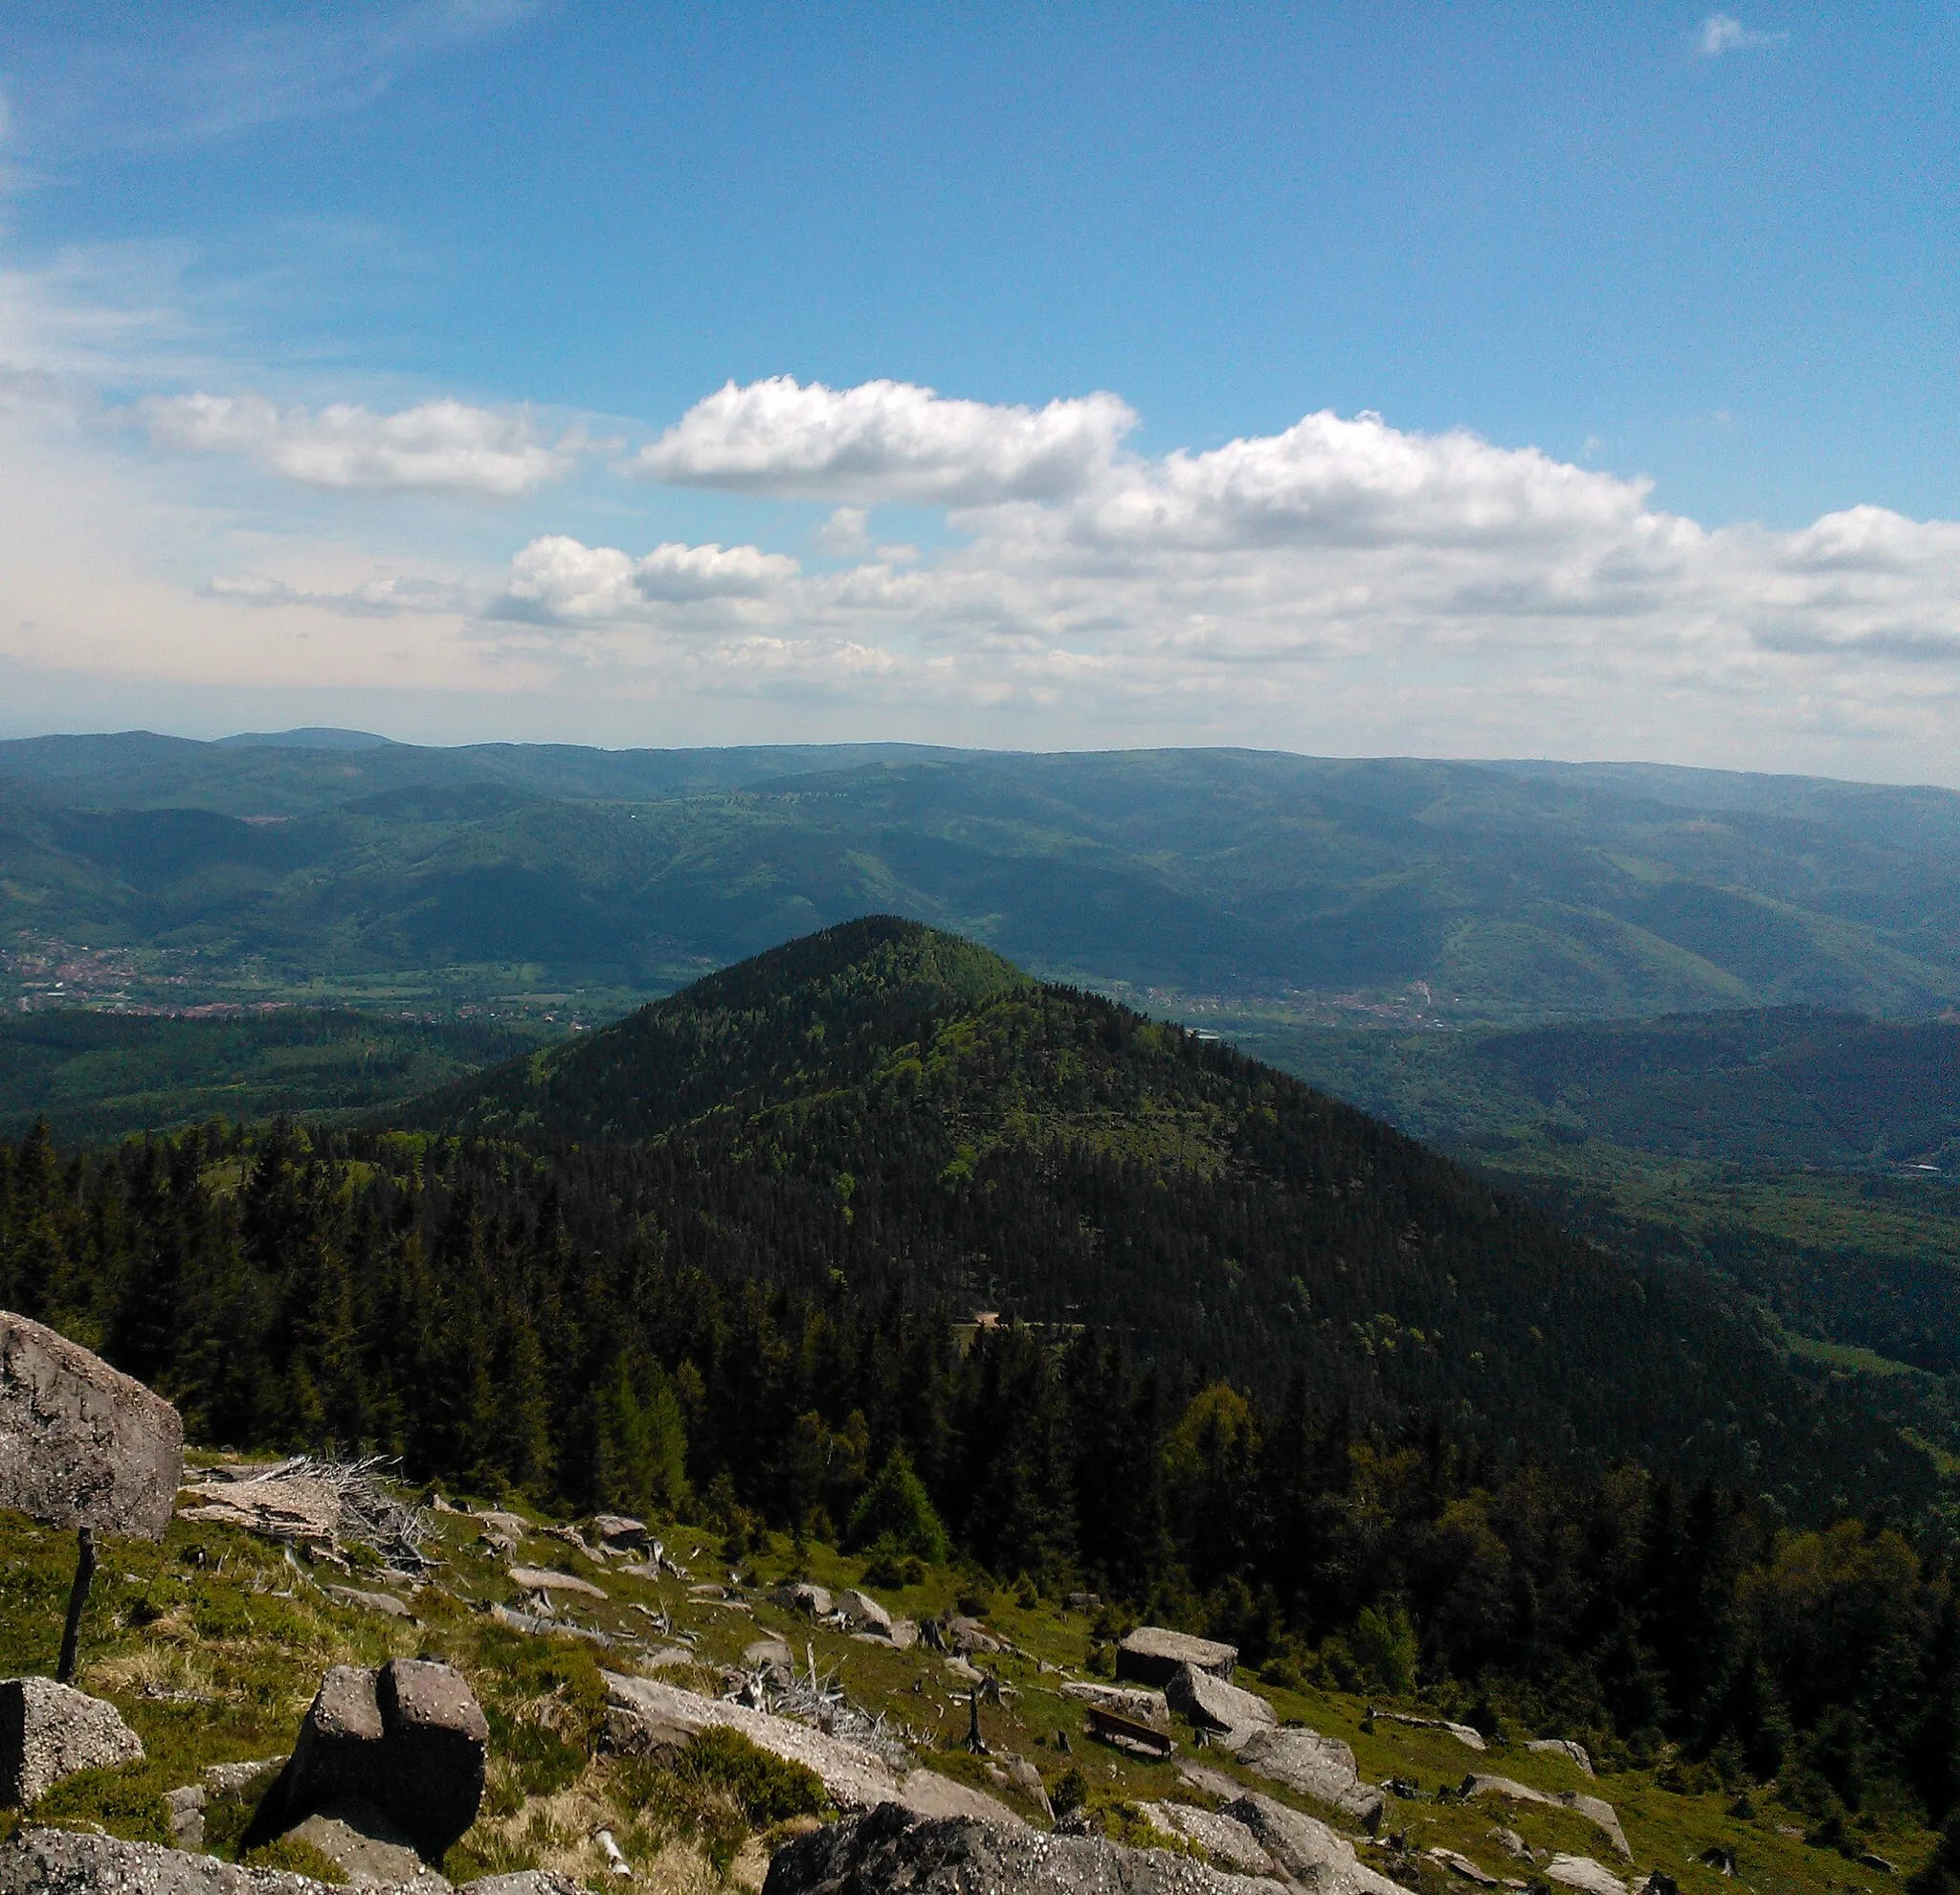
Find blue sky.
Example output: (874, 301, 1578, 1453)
(2, 3, 1959, 780)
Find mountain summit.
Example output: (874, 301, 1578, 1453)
(402, 918, 1930, 1516)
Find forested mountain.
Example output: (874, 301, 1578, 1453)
(6, 731, 1960, 1020)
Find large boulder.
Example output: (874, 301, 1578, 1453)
(0, 1311, 183, 1540)
(1165, 1662, 1277, 1746)
(1139, 1802, 1278, 1876)
(0, 1826, 580, 1893)
(1117, 1627, 1238, 1686)
(0, 1676, 145, 1806)
(835, 1590, 893, 1638)
(1219, 1792, 1405, 1894)
(1235, 1727, 1384, 1823)
(268, 1659, 487, 1861)
(762, 1803, 1284, 1895)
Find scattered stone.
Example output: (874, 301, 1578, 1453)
(1461, 1774, 1628, 1858)
(762, 1804, 1283, 1895)
(1235, 1726, 1385, 1823)
(167, 1782, 208, 1849)
(0, 1676, 145, 1806)
(1166, 1661, 1277, 1747)
(1370, 1709, 1486, 1751)
(508, 1566, 606, 1599)
(835, 1590, 894, 1638)
(1526, 1738, 1594, 1775)
(1218, 1792, 1403, 1894)
(1860, 1850, 1899, 1874)
(1066, 1593, 1102, 1612)
(943, 1616, 1001, 1656)
(1117, 1626, 1239, 1686)
(1061, 1681, 1171, 1726)
(326, 1585, 415, 1620)
(286, 1803, 434, 1886)
(0, 1310, 184, 1539)
(1141, 1801, 1277, 1875)
(776, 1581, 835, 1617)
(487, 1603, 617, 1646)
(1001, 1755, 1051, 1817)
(1487, 1826, 1532, 1861)
(207, 1757, 287, 1795)
(945, 1657, 984, 1685)
(0, 1826, 571, 1893)
(1546, 1856, 1631, 1894)
(745, 1638, 795, 1679)
(1427, 1846, 1499, 1885)
(591, 1513, 651, 1550)
(601, 1671, 1020, 1826)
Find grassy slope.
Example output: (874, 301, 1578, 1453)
(0, 1477, 1929, 1894)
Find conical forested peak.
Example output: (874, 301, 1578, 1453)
(403, 915, 1034, 1143)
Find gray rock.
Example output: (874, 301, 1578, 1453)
(287, 1801, 443, 1888)
(1526, 1737, 1594, 1775)
(207, 1757, 287, 1795)
(776, 1581, 834, 1618)
(944, 1616, 1000, 1656)
(1370, 1709, 1485, 1751)
(459, 1878, 586, 1895)
(1165, 1662, 1277, 1745)
(762, 1804, 1284, 1895)
(1062, 1681, 1170, 1726)
(1117, 1627, 1238, 1686)
(1461, 1774, 1628, 1859)
(0, 1310, 184, 1540)
(1546, 1856, 1631, 1894)
(1235, 1727, 1384, 1823)
(1140, 1802, 1277, 1876)
(0, 1676, 145, 1807)
(326, 1586, 416, 1620)
(835, 1589, 893, 1638)
(272, 1660, 486, 1863)
(0, 1826, 344, 1892)
(167, 1782, 208, 1848)
(1220, 1792, 1404, 1894)
(590, 1512, 650, 1549)
(601, 1670, 1020, 1826)
(373, 1659, 490, 1858)
(745, 1637, 796, 1679)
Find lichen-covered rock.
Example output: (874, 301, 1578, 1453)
(1235, 1727, 1384, 1823)
(835, 1590, 893, 1638)
(1219, 1792, 1404, 1894)
(1526, 1737, 1595, 1775)
(1164, 1662, 1277, 1745)
(0, 1826, 577, 1893)
(762, 1804, 1284, 1895)
(1116, 1627, 1238, 1686)
(0, 1677, 145, 1808)
(1546, 1856, 1632, 1894)
(1139, 1802, 1276, 1876)
(373, 1659, 490, 1857)
(0, 1311, 183, 1540)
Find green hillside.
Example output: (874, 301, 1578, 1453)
(6, 734, 1960, 1021)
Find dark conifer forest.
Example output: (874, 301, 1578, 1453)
(4, 918, 1958, 1838)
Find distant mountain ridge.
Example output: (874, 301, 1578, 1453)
(4, 733, 1960, 1021)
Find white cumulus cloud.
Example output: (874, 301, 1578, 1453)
(144, 391, 575, 496)
(1696, 14, 1785, 56)
(632, 375, 1137, 504)
(489, 534, 801, 624)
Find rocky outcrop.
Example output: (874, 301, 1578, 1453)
(1546, 1856, 1632, 1894)
(601, 1671, 1020, 1825)
(267, 1659, 488, 1860)
(1526, 1738, 1594, 1775)
(1117, 1627, 1238, 1686)
(1461, 1774, 1628, 1859)
(1165, 1663, 1276, 1746)
(1219, 1792, 1404, 1894)
(0, 1827, 580, 1894)
(1235, 1727, 1384, 1823)
(0, 1677, 145, 1807)
(762, 1803, 1284, 1895)
(0, 1311, 184, 1540)
(1139, 1802, 1277, 1876)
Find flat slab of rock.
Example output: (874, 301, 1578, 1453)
(1220, 1792, 1403, 1895)
(179, 1477, 343, 1545)
(1140, 1802, 1277, 1876)
(1547, 1856, 1632, 1894)
(1371, 1710, 1485, 1751)
(0, 1311, 184, 1539)
(1166, 1662, 1277, 1745)
(590, 1512, 651, 1549)
(1062, 1681, 1170, 1726)
(1, 1676, 145, 1806)
(0, 1827, 568, 1893)
(1462, 1775, 1628, 1858)
(507, 1566, 606, 1598)
(326, 1586, 415, 1620)
(1526, 1738, 1594, 1775)
(287, 1801, 437, 1888)
(776, 1581, 834, 1617)
(601, 1671, 1020, 1826)
(1236, 1727, 1384, 1822)
(763, 1804, 1283, 1895)
(1118, 1627, 1238, 1686)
